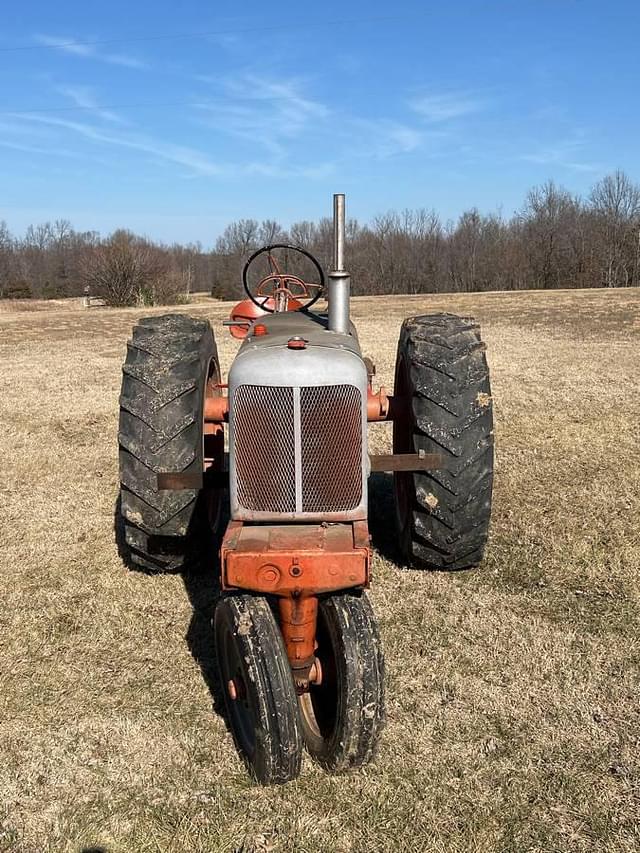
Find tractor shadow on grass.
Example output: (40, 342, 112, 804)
(181, 559, 228, 720)
(368, 471, 405, 566)
(113, 491, 229, 722)
(113, 476, 404, 738)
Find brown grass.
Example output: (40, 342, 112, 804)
(1, 288, 639, 853)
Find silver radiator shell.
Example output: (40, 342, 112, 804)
(228, 344, 368, 522)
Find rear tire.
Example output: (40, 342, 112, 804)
(215, 595, 303, 784)
(118, 313, 220, 573)
(298, 592, 385, 772)
(393, 313, 494, 571)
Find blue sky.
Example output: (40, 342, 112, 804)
(0, 0, 638, 246)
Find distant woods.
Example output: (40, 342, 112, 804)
(2, 171, 640, 305)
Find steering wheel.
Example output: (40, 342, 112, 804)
(242, 244, 325, 313)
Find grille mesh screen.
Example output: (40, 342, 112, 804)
(300, 384, 362, 513)
(234, 383, 362, 515)
(234, 385, 296, 513)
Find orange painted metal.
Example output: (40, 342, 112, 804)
(278, 596, 318, 672)
(367, 384, 391, 421)
(204, 395, 229, 422)
(221, 520, 370, 683)
(204, 421, 224, 435)
(227, 296, 304, 339)
(287, 336, 307, 350)
(221, 521, 369, 596)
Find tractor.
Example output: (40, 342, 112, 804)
(117, 194, 494, 784)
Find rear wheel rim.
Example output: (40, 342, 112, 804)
(298, 606, 339, 750)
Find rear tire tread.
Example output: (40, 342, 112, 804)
(394, 313, 494, 571)
(118, 313, 217, 573)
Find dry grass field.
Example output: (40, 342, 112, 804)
(1, 288, 639, 853)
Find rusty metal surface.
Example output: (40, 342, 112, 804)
(300, 384, 362, 513)
(226, 296, 305, 339)
(156, 471, 204, 490)
(234, 385, 297, 513)
(278, 595, 318, 673)
(220, 521, 369, 596)
(221, 518, 370, 685)
(230, 378, 367, 522)
(369, 452, 447, 471)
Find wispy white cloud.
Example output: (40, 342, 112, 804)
(520, 138, 601, 173)
(34, 34, 148, 69)
(3, 71, 426, 182)
(195, 73, 329, 145)
(410, 91, 487, 122)
(15, 114, 225, 176)
(346, 118, 425, 159)
(194, 72, 424, 167)
(0, 138, 77, 157)
(54, 85, 124, 123)
(226, 75, 329, 118)
(18, 111, 336, 180)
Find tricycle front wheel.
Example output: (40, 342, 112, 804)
(215, 594, 303, 784)
(298, 592, 385, 772)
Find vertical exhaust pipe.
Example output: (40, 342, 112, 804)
(328, 193, 351, 334)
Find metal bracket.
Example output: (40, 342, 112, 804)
(157, 471, 204, 490)
(156, 470, 229, 490)
(369, 452, 446, 472)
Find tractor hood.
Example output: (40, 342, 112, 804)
(236, 310, 362, 357)
(227, 310, 368, 523)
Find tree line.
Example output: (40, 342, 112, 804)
(1, 170, 639, 306)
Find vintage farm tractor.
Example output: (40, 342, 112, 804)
(117, 194, 494, 783)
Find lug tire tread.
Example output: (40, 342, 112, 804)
(394, 313, 494, 571)
(118, 313, 217, 573)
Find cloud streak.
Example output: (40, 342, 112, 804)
(194, 72, 425, 166)
(410, 91, 487, 122)
(4, 72, 428, 181)
(35, 34, 148, 69)
(520, 138, 601, 173)
(55, 85, 124, 123)
(15, 113, 225, 176)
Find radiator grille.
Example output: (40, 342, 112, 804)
(300, 385, 362, 513)
(233, 383, 363, 515)
(234, 385, 296, 513)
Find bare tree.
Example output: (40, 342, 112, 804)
(290, 220, 318, 248)
(258, 219, 287, 245)
(215, 219, 260, 256)
(589, 170, 640, 286)
(3, 170, 640, 302)
(82, 230, 167, 306)
(0, 221, 15, 298)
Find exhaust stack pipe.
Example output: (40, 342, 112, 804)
(327, 193, 351, 334)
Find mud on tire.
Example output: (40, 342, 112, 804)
(215, 594, 303, 784)
(298, 592, 385, 772)
(118, 313, 218, 573)
(393, 313, 494, 570)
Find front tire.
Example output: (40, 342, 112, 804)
(215, 595, 303, 784)
(393, 313, 494, 571)
(298, 592, 385, 772)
